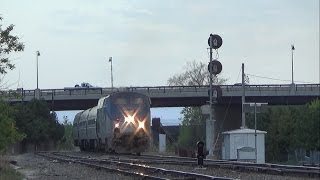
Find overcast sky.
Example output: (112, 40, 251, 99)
(1, 0, 319, 124)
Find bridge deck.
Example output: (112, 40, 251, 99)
(4, 84, 320, 110)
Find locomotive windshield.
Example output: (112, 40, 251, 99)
(107, 93, 150, 121)
(114, 97, 144, 105)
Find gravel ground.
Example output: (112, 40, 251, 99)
(9, 152, 319, 180)
(150, 164, 318, 180)
(10, 153, 133, 180)
(142, 152, 319, 180)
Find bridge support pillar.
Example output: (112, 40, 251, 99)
(35, 89, 40, 100)
(201, 105, 216, 159)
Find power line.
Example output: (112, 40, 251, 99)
(246, 73, 316, 84)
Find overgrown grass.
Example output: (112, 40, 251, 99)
(0, 156, 24, 180)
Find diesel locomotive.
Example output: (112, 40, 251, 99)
(72, 92, 151, 154)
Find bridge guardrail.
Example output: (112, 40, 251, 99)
(3, 84, 320, 101)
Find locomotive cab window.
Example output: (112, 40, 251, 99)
(107, 94, 149, 121)
(115, 98, 127, 105)
(132, 98, 143, 104)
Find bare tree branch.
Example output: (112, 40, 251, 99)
(167, 60, 227, 86)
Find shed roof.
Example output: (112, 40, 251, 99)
(222, 128, 267, 134)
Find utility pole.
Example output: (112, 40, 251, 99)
(241, 63, 246, 128)
(245, 102, 267, 163)
(109, 57, 113, 92)
(291, 45, 295, 84)
(36, 51, 40, 89)
(254, 103, 257, 162)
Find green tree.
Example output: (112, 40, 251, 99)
(58, 116, 74, 150)
(178, 107, 206, 147)
(300, 99, 320, 150)
(0, 100, 24, 152)
(15, 99, 64, 150)
(289, 105, 306, 149)
(49, 112, 65, 142)
(247, 106, 301, 162)
(0, 16, 25, 152)
(0, 16, 24, 76)
(246, 100, 320, 163)
(168, 60, 227, 148)
(268, 106, 293, 161)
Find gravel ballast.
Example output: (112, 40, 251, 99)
(9, 152, 318, 180)
(11, 153, 132, 180)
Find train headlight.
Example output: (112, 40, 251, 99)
(125, 115, 134, 124)
(138, 121, 144, 129)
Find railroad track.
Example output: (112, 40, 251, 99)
(36, 152, 234, 180)
(108, 153, 320, 178)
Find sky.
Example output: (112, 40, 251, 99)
(1, 0, 319, 124)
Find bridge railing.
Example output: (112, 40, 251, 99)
(3, 84, 320, 101)
(41, 88, 105, 96)
(112, 84, 320, 93)
(41, 84, 320, 97)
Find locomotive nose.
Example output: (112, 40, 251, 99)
(121, 123, 136, 134)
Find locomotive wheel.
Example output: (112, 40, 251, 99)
(104, 143, 110, 153)
(93, 140, 98, 152)
(89, 140, 95, 151)
(106, 148, 114, 153)
(85, 140, 90, 151)
(103, 138, 108, 152)
(80, 140, 85, 151)
(80, 144, 84, 151)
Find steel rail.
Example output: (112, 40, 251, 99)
(106, 153, 320, 178)
(36, 152, 234, 180)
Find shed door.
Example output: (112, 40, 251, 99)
(233, 135, 243, 159)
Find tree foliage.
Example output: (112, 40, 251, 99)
(0, 16, 24, 76)
(0, 16, 25, 152)
(14, 99, 64, 149)
(57, 116, 74, 150)
(0, 100, 25, 152)
(246, 99, 320, 162)
(178, 107, 206, 147)
(168, 60, 227, 148)
(0, 16, 63, 150)
(299, 100, 320, 150)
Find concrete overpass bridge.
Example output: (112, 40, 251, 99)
(6, 84, 320, 111)
(5, 83, 319, 157)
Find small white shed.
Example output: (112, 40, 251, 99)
(222, 128, 267, 163)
